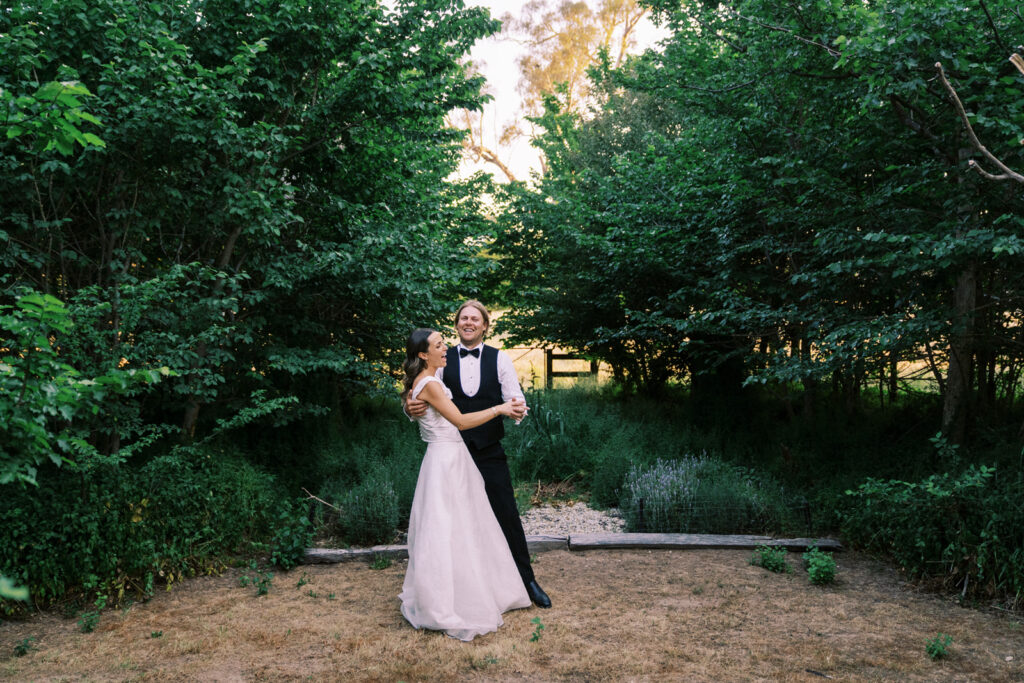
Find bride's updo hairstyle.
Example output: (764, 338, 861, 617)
(401, 328, 436, 400)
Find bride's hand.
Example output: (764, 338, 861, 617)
(496, 401, 516, 418)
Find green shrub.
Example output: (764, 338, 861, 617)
(750, 545, 791, 573)
(588, 426, 648, 509)
(320, 472, 400, 547)
(0, 447, 289, 609)
(304, 416, 421, 527)
(270, 501, 314, 570)
(802, 546, 837, 585)
(840, 465, 1024, 605)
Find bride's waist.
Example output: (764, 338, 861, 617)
(421, 436, 465, 445)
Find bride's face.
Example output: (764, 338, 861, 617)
(419, 332, 448, 368)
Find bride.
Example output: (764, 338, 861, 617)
(398, 328, 531, 641)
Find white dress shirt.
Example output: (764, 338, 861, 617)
(439, 343, 525, 403)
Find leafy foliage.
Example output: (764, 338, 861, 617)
(750, 545, 791, 574)
(493, 0, 1024, 440)
(0, 291, 167, 486)
(0, 0, 502, 605)
(0, 447, 289, 609)
(269, 501, 314, 571)
(1, 0, 500, 449)
(840, 463, 1024, 606)
(802, 546, 837, 586)
(926, 633, 954, 660)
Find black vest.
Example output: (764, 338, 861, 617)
(443, 345, 504, 450)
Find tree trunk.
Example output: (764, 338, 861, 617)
(182, 397, 201, 444)
(887, 352, 898, 404)
(800, 332, 815, 420)
(942, 262, 976, 443)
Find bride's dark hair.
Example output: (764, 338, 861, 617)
(401, 328, 436, 400)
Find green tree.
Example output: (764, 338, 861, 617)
(1, 0, 501, 455)
(494, 0, 1024, 434)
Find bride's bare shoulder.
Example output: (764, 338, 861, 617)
(413, 373, 440, 396)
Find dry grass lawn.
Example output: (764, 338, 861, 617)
(1, 548, 1021, 681)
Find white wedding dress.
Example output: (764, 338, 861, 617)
(399, 376, 530, 641)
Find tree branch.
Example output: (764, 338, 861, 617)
(464, 141, 519, 182)
(1010, 52, 1024, 76)
(888, 94, 954, 165)
(935, 61, 1024, 183)
(979, 0, 1009, 56)
(679, 80, 756, 94)
(303, 487, 342, 512)
(728, 10, 840, 57)
(692, 15, 746, 54)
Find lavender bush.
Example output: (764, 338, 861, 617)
(620, 456, 796, 534)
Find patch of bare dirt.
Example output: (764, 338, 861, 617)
(1, 549, 1021, 681)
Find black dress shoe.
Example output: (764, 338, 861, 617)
(526, 580, 551, 608)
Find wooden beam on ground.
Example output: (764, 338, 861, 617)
(767, 537, 843, 552)
(302, 535, 570, 565)
(526, 535, 569, 553)
(301, 534, 841, 565)
(568, 533, 842, 552)
(304, 545, 407, 564)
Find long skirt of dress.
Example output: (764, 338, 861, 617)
(399, 439, 531, 641)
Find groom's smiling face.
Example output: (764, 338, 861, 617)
(456, 306, 487, 348)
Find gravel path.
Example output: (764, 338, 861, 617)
(520, 502, 625, 535)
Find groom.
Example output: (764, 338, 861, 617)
(406, 300, 551, 609)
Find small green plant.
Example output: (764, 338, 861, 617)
(692, 585, 704, 595)
(238, 560, 273, 596)
(370, 553, 392, 570)
(471, 655, 499, 670)
(750, 545, 791, 573)
(327, 592, 336, 600)
(306, 589, 319, 598)
(802, 546, 837, 585)
(78, 610, 100, 633)
(254, 572, 273, 596)
(77, 593, 107, 633)
(529, 616, 545, 642)
(926, 633, 953, 660)
(296, 573, 309, 588)
(150, 631, 163, 639)
(14, 636, 37, 657)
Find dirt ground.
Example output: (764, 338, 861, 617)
(1, 548, 1021, 682)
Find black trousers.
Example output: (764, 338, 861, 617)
(466, 441, 535, 587)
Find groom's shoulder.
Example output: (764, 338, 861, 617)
(484, 344, 513, 363)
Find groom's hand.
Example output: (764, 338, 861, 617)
(510, 397, 527, 421)
(406, 396, 428, 418)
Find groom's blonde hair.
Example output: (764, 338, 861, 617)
(455, 300, 490, 333)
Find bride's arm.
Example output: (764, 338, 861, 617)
(416, 381, 515, 431)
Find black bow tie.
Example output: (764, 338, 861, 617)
(459, 347, 480, 358)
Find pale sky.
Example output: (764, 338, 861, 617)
(460, 0, 668, 182)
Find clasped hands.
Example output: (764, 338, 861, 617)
(406, 395, 528, 421)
